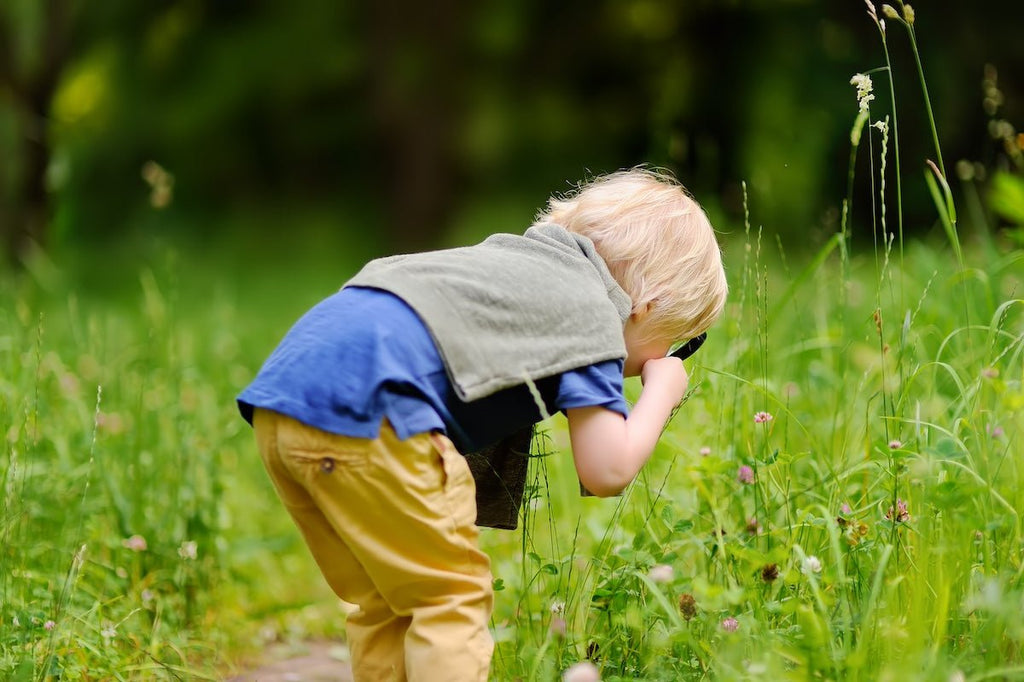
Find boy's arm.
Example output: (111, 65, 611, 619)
(566, 357, 688, 497)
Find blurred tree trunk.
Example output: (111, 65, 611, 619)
(368, 0, 467, 252)
(0, 0, 70, 268)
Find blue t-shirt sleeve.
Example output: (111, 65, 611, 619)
(554, 359, 628, 418)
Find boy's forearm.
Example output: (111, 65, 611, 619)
(625, 376, 683, 455)
(567, 360, 687, 496)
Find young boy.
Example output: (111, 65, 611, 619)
(237, 168, 727, 682)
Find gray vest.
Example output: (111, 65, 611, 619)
(344, 223, 631, 528)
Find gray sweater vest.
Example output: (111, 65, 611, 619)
(344, 223, 632, 528)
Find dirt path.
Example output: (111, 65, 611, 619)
(227, 641, 353, 682)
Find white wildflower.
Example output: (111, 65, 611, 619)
(850, 73, 873, 98)
(850, 73, 875, 114)
(802, 555, 823, 575)
(178, 540, 198, 561)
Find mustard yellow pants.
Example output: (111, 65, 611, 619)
(253, 408, 494, 682)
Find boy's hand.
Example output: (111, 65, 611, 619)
(640, 356, 689, 405)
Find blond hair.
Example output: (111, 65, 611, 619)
(535, 168, 727, 343)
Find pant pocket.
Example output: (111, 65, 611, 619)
(431, 433, 478, 530)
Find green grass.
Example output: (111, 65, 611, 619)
(482, 232, 1023, 681)
(3, 4, 1024, 680)
(0, 233, 363, 680)
(4, 220, 1020, 681)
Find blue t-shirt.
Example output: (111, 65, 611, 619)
(238, 287, 628, 454)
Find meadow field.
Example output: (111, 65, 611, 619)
(3, 5, 1024, 681)
(3, 197, 1022, 681)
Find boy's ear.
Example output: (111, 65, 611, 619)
(630, 299, 657, 322)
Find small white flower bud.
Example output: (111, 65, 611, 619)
(563, 661, 601, 682)
(648, 564, 674, 584)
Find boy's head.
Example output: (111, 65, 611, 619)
(535, 167, 728, 344)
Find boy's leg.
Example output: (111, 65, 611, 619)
(254, 409, 494, 682)
(365, 428, 494, 682)
(254, 409, 410, 681)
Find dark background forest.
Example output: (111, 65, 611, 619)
(2, 0, 1023, 271)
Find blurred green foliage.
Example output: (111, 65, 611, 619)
(1, 0, 1023, 267)
(990, 171, 1024, 244)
